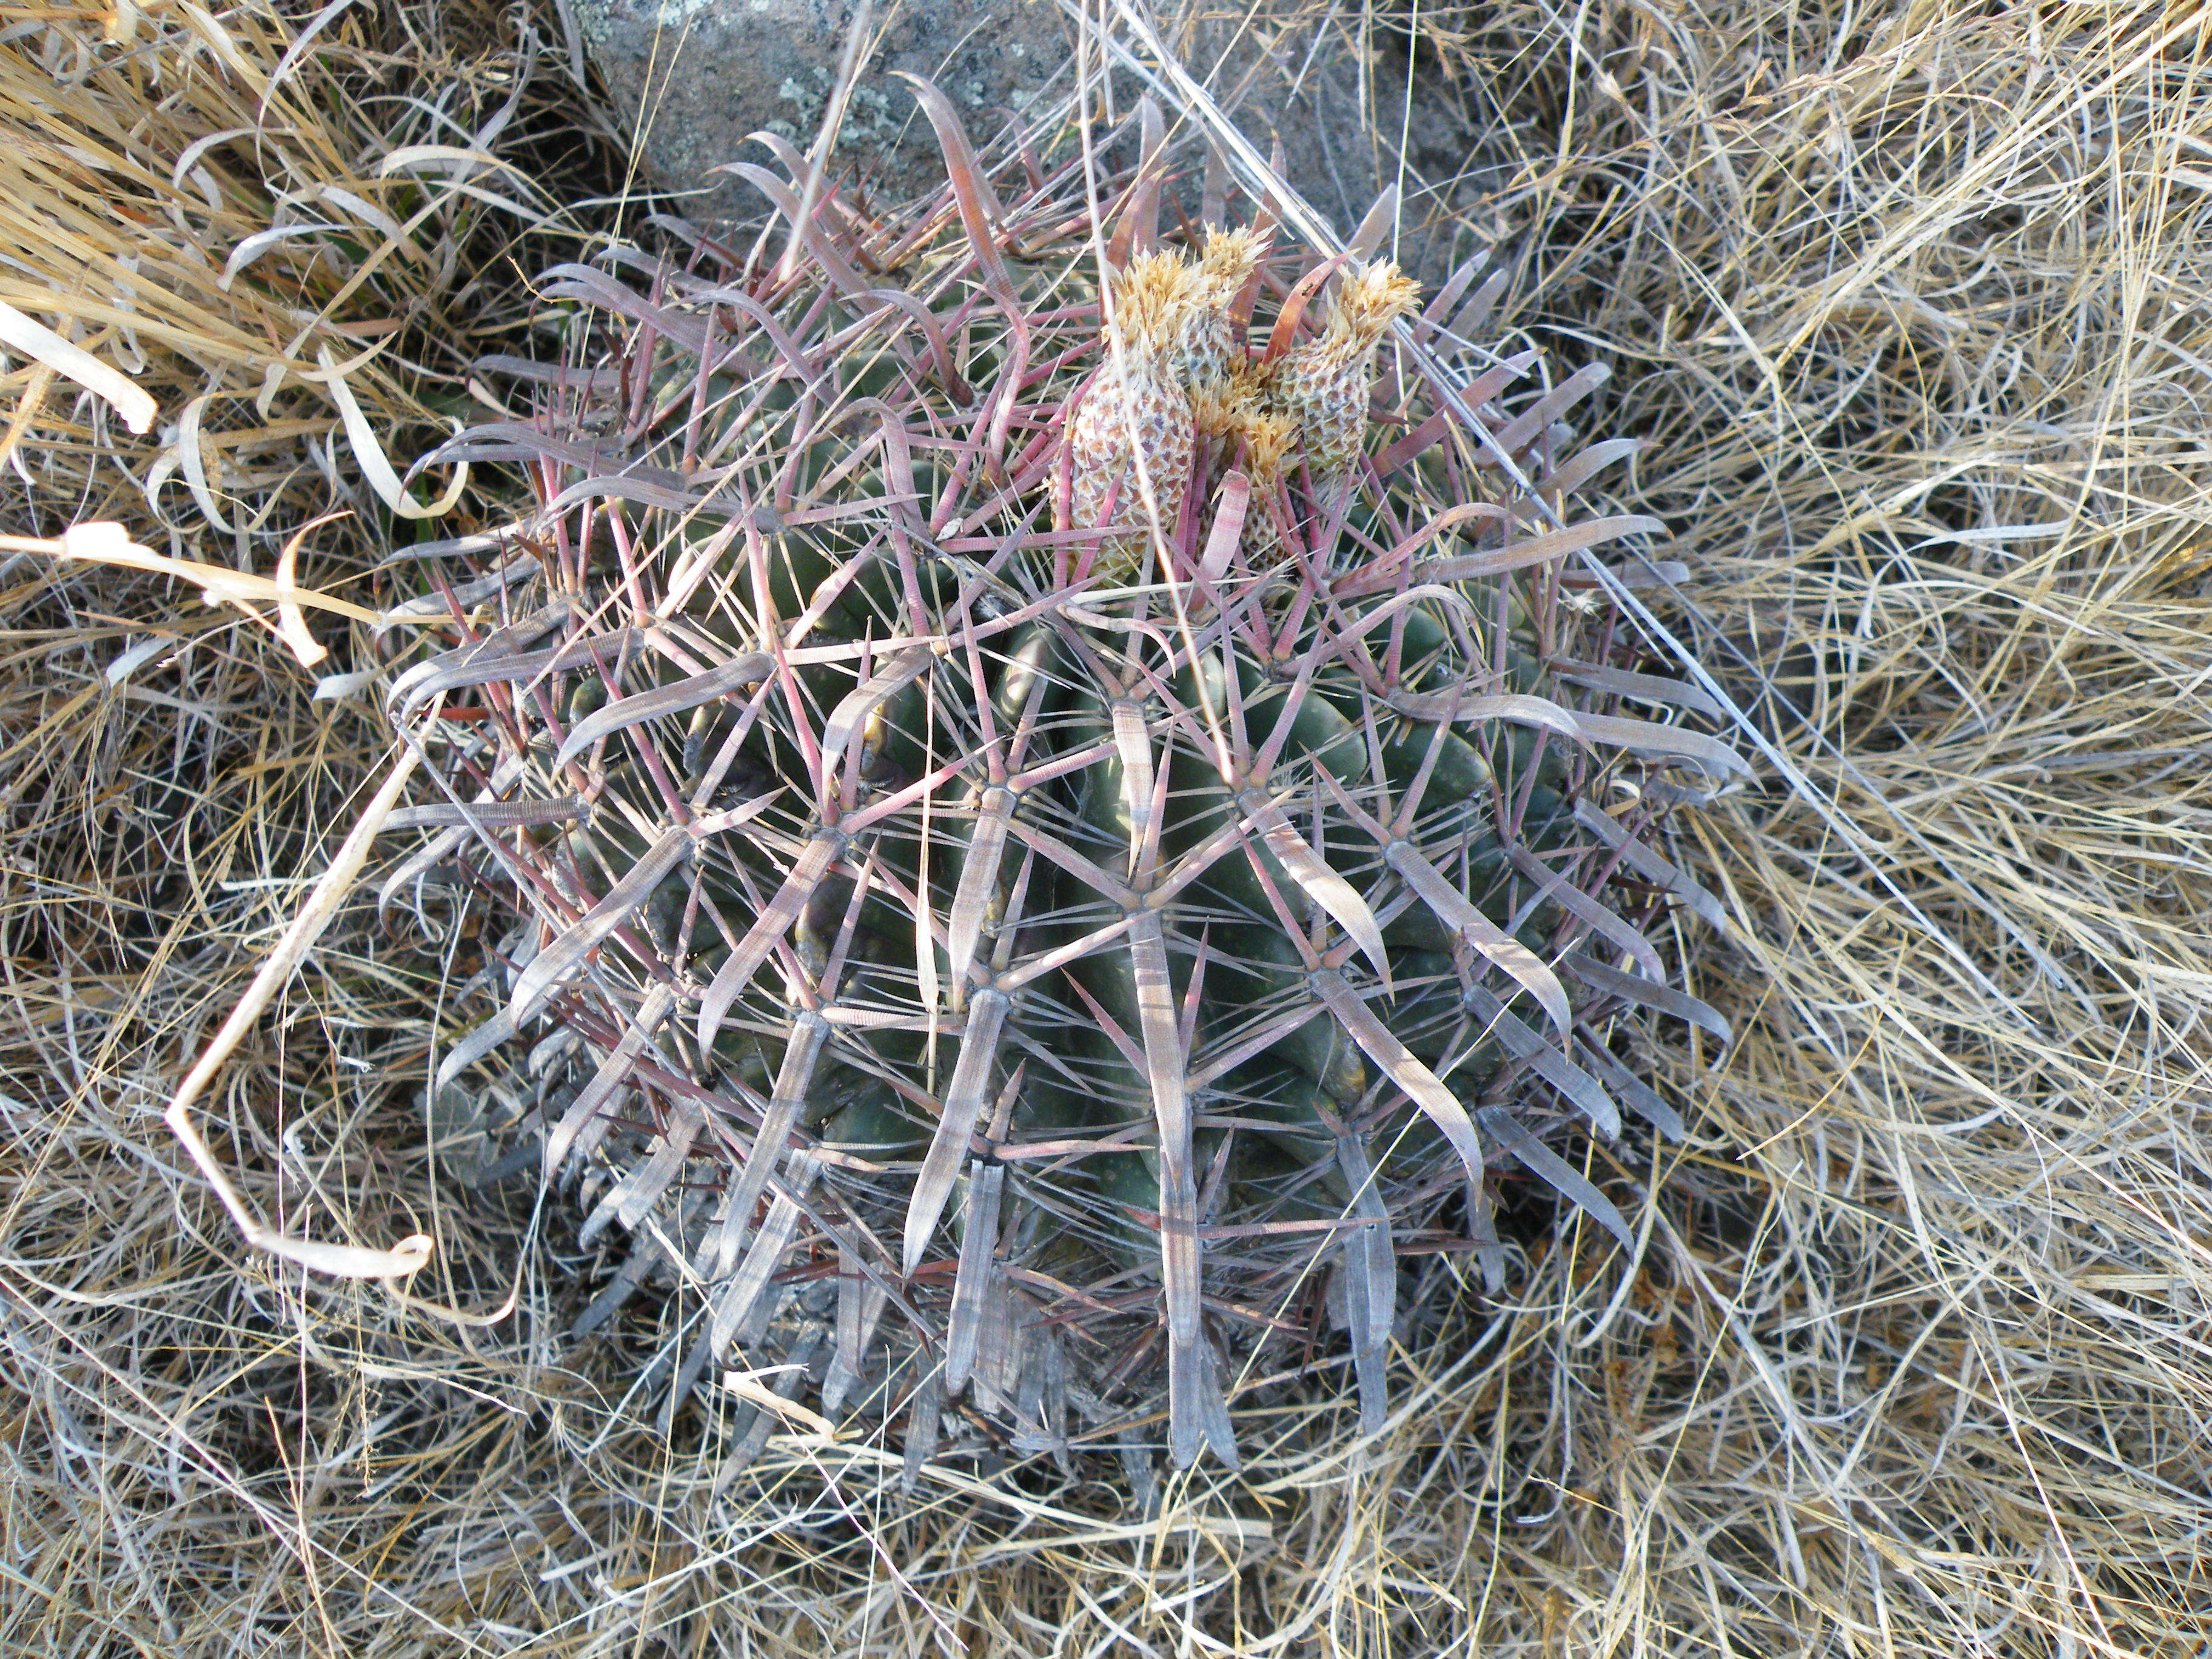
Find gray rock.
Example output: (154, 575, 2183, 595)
(571, 0, 1072, 218)
(1180, 16, 1496, 280)
(572, 0, 1492, 280)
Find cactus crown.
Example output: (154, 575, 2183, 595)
(395, 91, 1736, 1478)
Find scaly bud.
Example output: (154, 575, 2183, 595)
(1262, 260, 1420, 504)
(1068, 252, 1201, 580)
(1178, 226, 1264, 392)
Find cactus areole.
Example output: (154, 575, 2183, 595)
(394, 92, 1738, 1475)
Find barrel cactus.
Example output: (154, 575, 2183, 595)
(389, 86, 1737, 1474)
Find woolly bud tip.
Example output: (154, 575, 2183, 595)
(1191, 380, 1255, 443)
(1241, 409, 1300, 479)
(1235, 407, 1304, 564)
(1104, 252, 1196, 360)
(1328, 261, 1421, 352)
(1194, 226, 1264, 298)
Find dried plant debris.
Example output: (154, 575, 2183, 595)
(384, 89, 1731, 1476)
(0, 2, 616, 548)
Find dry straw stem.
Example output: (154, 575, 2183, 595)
(0, 0, 606, 1293)
(0, 0, 620, 1653)
(0, 0, 565, 537)
(8, 1, 2212, 1657)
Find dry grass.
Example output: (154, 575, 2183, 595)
(6, 0, 2211, 1654)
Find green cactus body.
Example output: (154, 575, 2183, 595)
(397, 93, 1736, 1476)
